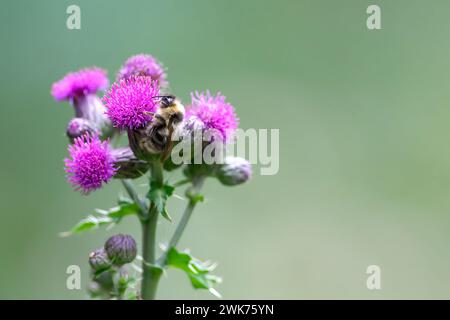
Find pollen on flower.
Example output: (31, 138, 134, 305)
(186, 91, 239, 142)
(103, 76, 160, 129)
(64, 134, 116, 194)
(117, 54, 168, 88)
(51, 67, 109, 101)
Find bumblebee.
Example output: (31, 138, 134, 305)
(129, 95, 185, 160)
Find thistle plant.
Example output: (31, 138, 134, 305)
(51, 54, 251, 300)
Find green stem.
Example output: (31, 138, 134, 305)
(115, 270, 128, 300)
(140, 161, 164, 300)
(158, 176, 205, 266)
(140, 204, 160, 299)
(172, 178, 191, 188)
(121, 179, 147, 217)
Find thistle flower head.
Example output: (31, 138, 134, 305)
(104, 234, 137, 266)
(186, 91, 238, 142)
(51, 67, 109, 101)
(64, 134, 116, 194)
(103, 76, 160, 129)
(117, 54, 168, 87)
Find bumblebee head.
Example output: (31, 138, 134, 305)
(153, 95, 185, 125)
(153, 94, 177, 108)
(159, 95, 176, 108)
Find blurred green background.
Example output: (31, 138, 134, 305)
(1, 0, 450, 299)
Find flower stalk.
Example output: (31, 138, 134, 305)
(140, 208, 161, 300)
(141, 160, 163, 300)
(158, 176, 205, 266)
(121, 179, 147, 217)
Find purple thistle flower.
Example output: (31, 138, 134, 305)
(117, 54, 168, 88)
(103, 76, 160, 129)
(186, 91, 239, 142)
(51, 67, 109, 101)
(51, 68, 112, 136)
(64, 134, 116, 194)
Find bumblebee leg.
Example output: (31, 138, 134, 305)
(161, 126, 174, 162)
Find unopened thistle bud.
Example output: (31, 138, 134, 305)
(104, 234, 137, 266)
(89, 270, 114, 299)
(112, 147, 149, 179)
(87, 281, 102, 297)
(66, 118, 96, 142)
(216, 157, 252, 186)
(88, 248, 111, 271)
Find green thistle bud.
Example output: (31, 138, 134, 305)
(104, 234, 137, 266)
(87, 281, 102, 297)
(88, 269, 115, 299)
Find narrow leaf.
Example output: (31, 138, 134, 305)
(60, 200, 140, 237)
(166, 247, 222, 297)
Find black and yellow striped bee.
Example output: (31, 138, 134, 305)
(129, 95, 185, 160)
